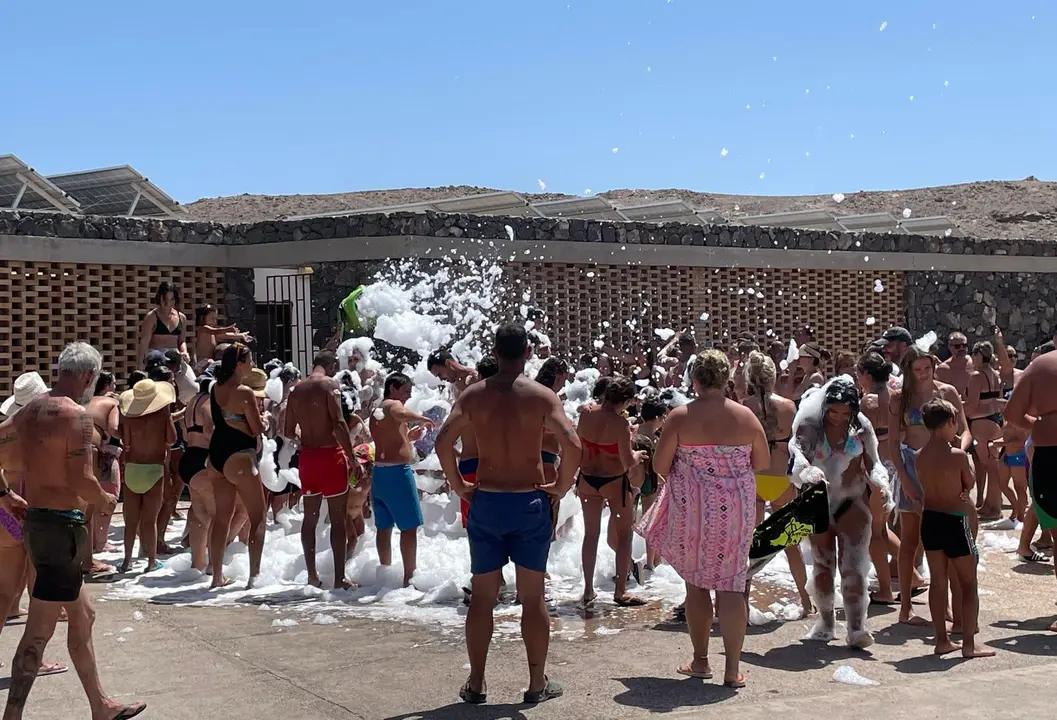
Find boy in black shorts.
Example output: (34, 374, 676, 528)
(916, 399, 995, 659)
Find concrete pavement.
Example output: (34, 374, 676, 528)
(2, 542, 1055, 719)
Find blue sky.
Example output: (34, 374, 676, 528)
(4, 1, 1053, 203)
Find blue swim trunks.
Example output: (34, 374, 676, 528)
(467, 490, 552, 575)
(1004, 451, 1027, 468)
(371, 464, 423, 532)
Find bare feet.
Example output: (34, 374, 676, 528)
(338, 578, 358, 590)
(1048, 620, 1057, 633)
(899, 613, 930, 627)
(934, 639, 961, 655)
(614, 594, 647, 607)
(962, 644, 996, 659)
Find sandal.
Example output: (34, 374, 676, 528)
(1019, 550, 1050, 563)
(523, 677, 563, 704)
(459, 679, 486, 704)
(677, 662, 713, 679)
(724, 673, 746, 689)
(109, 703, 147, 719)
(38, 662, 68, 677)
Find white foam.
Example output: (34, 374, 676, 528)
(833, 665, 879, 686)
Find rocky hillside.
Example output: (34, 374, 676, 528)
(184, 177, 1057, 241)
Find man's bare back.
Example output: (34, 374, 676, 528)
(1008, 352, 1057, 444)
(12, 396, 109, 512)
(286, 375, 345, 449)
(457, 375, 562, 492)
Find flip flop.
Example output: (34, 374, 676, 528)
(614, 595, 648, 607)
(38, 662, 68, 677)
(209, 577, 236, 590)
(110, 703, 147, 719)
(523, 677, 563, 704)
(677, 664, 713, 679)
(1019, 550, 1049, 563)
(724, 674, 746, 689)
(869, 593, 899, 606)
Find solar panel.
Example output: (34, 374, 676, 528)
(46, 165, 182, 217)
(619, 200, 703, 225)
(737, 209, 843, 231)
(0, 154, 80, 212)
(533, 197, 627, 221)
(898, 216, 958, 236)
(695, 208, 728, 224)
(837, 212, 903, 233)
(433, 191, 541, 218)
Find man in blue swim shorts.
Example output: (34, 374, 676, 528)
(437, 324, 582, 707)
(368, 372, 435, 588)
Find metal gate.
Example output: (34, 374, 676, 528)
(261, 271, 312, 372)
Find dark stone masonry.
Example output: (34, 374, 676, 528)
(4, 208, 1057, 352)
(906, 271, 1057, 354)
(2, 208, 1054, 258)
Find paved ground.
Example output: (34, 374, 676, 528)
(2, 537, 1056, 719)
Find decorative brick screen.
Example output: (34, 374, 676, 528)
(507, 263, 905, 360)
(0, 261, 225, 398)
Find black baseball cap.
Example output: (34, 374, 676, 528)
(880, 327, 913, 345)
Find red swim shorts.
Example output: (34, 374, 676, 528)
(299, 446, 351, 498)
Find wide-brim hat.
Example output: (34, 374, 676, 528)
(1, 372, 50, 417)
(245, 368, 268, 398)
(120, 379, 176, 418)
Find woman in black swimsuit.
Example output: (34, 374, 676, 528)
(576, 375, 647, 607)
(966, 341, 1005, 520)
(137, 281, 189, 368)
(207, 343, 269, 589)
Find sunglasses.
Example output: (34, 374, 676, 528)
(949, 342, 967, 349)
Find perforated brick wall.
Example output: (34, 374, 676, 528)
(0, 262, 225, 398)
(506, 263, 904, 359)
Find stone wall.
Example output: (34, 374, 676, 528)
(3, 208, 1052, 258)
(906, 271, 1057, 354)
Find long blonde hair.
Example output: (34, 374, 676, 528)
(744, 351, 779, 440)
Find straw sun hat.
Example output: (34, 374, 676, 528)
(120, 379, 176, 418)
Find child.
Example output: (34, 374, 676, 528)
(915, 399, 995, 659)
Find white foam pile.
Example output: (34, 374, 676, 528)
(107, 497, 693, 631)
(832, 665, 879, 686)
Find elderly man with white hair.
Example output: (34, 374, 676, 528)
(0, 343, 147, 720)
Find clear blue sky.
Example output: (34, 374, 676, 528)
(5, 1, 1053, 203)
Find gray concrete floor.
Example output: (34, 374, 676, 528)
(2, 540, 1056, 719)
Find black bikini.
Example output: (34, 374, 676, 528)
(578, 472, 632, 506)
(970, 372, 1004, 426)
(179, 393, 210, 483)
(154, 311, 183, 336)
(207, 385, 257, 473)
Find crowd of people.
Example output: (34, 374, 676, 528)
(1, 279, 1056, 716)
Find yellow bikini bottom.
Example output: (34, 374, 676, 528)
(755, 473, 790, 503)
